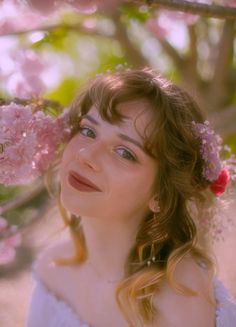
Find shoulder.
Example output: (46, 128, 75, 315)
(34, 237, 74, 287)
(152, 256, 215, 327)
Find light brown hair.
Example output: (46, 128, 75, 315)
(56, 68, 214, 326)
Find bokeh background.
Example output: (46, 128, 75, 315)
(0, 1, 236, 326)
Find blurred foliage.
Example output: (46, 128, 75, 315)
(46, 78, 80, 106)
(226, 135, 236, 154)
(121, 3, 151, 23)
(2, 188, 48, 226)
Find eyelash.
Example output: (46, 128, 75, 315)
(78, 125, 138, 162)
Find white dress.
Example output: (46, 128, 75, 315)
(26, 267, 236, 327)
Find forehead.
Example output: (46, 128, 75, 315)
(88, 99, 154, 135)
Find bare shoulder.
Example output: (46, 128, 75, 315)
(34, 237, 74, 285)
(152, 256, 215, 327)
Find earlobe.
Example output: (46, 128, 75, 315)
(149, 195, 160, 213)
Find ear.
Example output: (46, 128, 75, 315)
(148, 195, 160, 213)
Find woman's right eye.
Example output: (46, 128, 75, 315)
(79, 126, 96, 138)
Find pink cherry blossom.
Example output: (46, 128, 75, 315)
(226, 0, 236, 7)
(0, 213, 22, 265)
(146, 9, 199, 45)
(0, 0, 45, 35)
(159, 9, 199, 26)
(0, 103, 71, 185)
(1, 49, 47, 98)
(4, 233, 22, 247)
(146, 18, 169, 40)
(7, 49, 47, 98)
(0, 243, 16, 265)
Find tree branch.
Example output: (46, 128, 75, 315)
(113, 12, 149, 67)
(159, 39, 183, 69)
(208, 20, 235, 110)
(186, 24, 198, 82)
(126, 0, 236, 19)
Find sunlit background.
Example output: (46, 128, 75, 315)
(0, 0, 236, 326)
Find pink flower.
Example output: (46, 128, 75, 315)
(146, 18, 169, 40)
(160, 9, 199, 26)
(0, 243, 16, 265)
(4, 233, 22, 247)
(0, 217, 22, 265)
(210, 169, 230, 196)
(227, 0, 236, 7)
(0, 102, 71, 185)
(7, 50, 47, 98)
(0, 9, 45, 35)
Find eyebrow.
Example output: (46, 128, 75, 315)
(82, 114, 146, 153)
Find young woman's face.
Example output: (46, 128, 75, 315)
(60, 100, 157, 222)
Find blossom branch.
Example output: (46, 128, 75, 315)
(126, 0, 236, 19)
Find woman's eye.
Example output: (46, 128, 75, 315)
(79, 126, 96, 138)
(116, 148, 137, 162)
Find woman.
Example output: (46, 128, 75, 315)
(26, 68, 236, 327)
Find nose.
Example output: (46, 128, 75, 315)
(76, 145, 101, 172)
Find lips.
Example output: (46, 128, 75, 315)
(68, 170, 101, 192)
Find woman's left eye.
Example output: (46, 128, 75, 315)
(79, 126, 96, 138)
(116, 148, 137, 162)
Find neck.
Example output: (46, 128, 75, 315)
(80, 214, 142, 283)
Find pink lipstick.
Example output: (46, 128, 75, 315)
(68, 171, 101, 192)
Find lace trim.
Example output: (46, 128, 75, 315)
(31, 262, 236, 327)
(214, 277, 236, 327)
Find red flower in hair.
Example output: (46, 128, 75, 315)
(210, 169, 230, 196)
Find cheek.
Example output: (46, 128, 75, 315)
(110, 168, 154, 199)
(61, 137, 78, 166)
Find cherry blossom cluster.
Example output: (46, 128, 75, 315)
(0, 49, 47, 99)
(0, 0, 46, 36)
(0, 216, 21, 265)
(0, 102, 71, 185)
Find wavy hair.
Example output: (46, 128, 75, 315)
(54, 68, 215, 326)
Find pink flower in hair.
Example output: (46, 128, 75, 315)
(192, 121, 222, 182)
